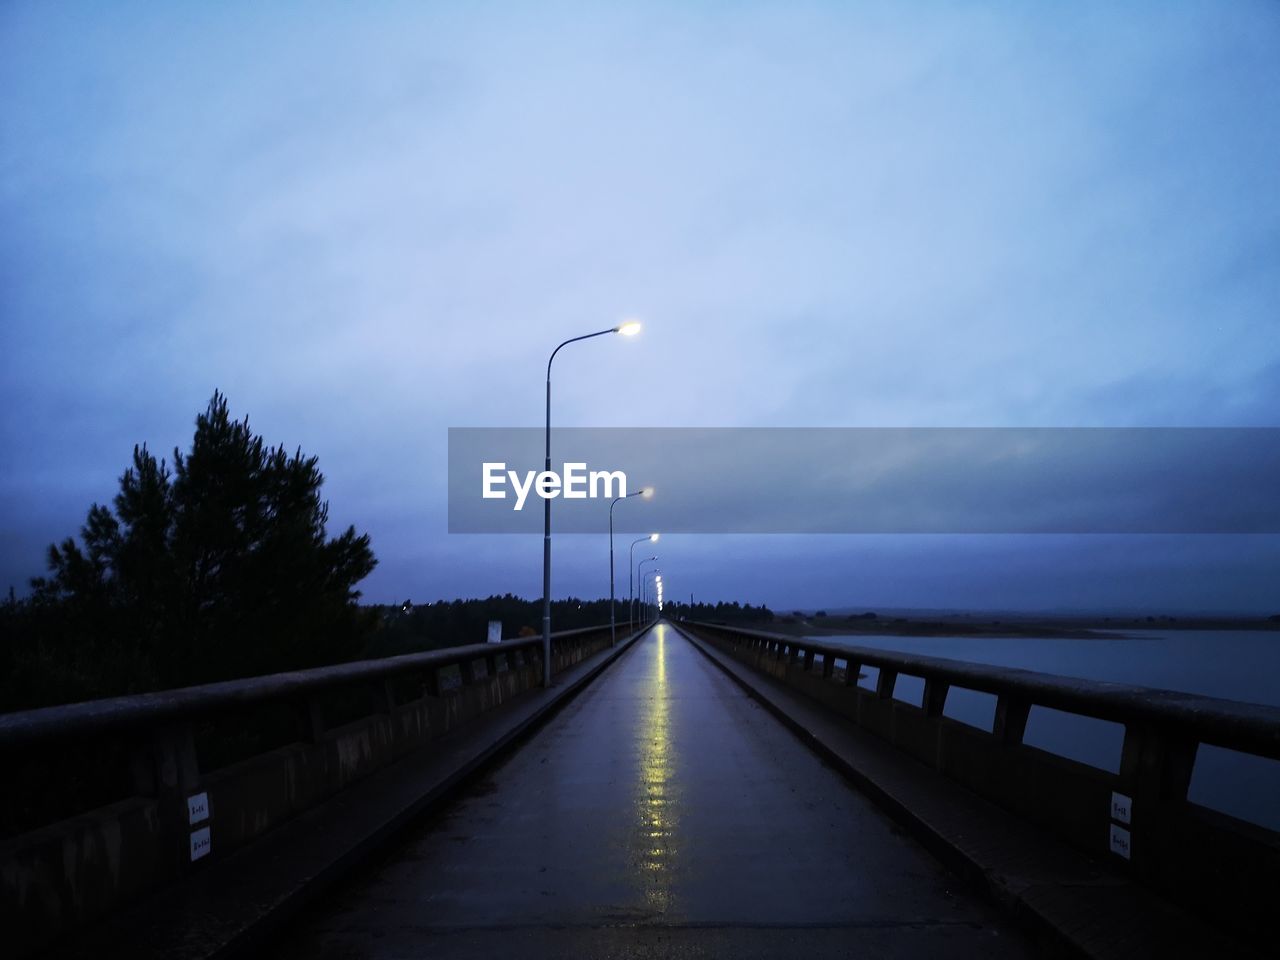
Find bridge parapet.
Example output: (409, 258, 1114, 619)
(679, 620, 1279, 947)
(0, 624, 615, 957)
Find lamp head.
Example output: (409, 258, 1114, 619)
(649, 532, 659, 542)
(642, 486, 655, 499)
(615, 319, 642, 337)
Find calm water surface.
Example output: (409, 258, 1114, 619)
(816, 630, 1280, 830)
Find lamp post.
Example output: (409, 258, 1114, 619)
(610, 487, 653, 646)
(628, 533, 658, 636)
(637, 556, 658, 631)
(643, 570, 660, 624)
(642, 569, 660, 625)
(542, 320, 641, 686)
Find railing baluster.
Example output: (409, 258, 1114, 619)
(1121, 725, 1199, 807)
(993, 696, 1030, 744)
(922, 678, 949, 717)
(426, 667, 445, 698)
(374, 679, 397, 714)
(876, 668, 897, 700)
(297, 696, 326, 742)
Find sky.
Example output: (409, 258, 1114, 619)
(2, 1, 1278, 613)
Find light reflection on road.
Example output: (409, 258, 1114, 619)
(634, 623, 676, 913)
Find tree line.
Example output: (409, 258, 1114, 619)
(0, 394, 776, 714)
(368, 594, 642, 656)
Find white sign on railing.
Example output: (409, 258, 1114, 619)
(190, 826, 212, 861)
(1109, 823, 1131, 860)
(487, 620, 502, 644)
(1110, 791, 1131, 825)
(187, 791, 209, 825)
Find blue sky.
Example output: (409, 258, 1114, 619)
(2, 2, 1278, 611)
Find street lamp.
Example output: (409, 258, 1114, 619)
(640, 570, 660, 624)
(628, 533, 658, 635)
(642, 568, 661, 625)
(610, 487, 653, 646)
(637, 556, 658, 630)
(542, 320, 641, 686)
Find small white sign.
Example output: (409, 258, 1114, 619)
(1110, 791, 1131, 825)
(1109, 823, 1131, 860)
(187, 791, 210, 825)
(190, 826, 212, 862)
(487, 620, 502, 644)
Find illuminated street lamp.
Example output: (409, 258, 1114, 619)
(629, 533, 658, 635)
(637, 556, 659, 629)
(642, 568, 661, 625)
(542, 321, 641, 686)
(643, 569, 660, 624)
(609, 487, 653, 646)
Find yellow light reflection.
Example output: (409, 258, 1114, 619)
(634, 624, 676, 912)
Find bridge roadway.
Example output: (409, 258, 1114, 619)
(276, 623, 1032, 958)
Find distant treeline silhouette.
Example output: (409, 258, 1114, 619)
(364, 595, 774, 656)
(368, 594, 623, 655)
(0, 393, 777, 714)
(660, 599, 775, 624)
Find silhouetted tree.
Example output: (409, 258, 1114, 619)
(3, 392, 376, 708)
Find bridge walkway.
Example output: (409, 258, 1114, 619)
(276, 623, 1031, 958)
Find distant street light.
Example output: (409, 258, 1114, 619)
(642, 568, 661, 625)
(637, 555, 659, 629)
(628, 533, 658, 635)
(610, 487, 653, 646)
(542, 321, 641, 686)
(640, 570, 660, 624)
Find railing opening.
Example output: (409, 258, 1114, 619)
(1024, 706, 1124, 773)
(2, 739, 138, 839)
(1189, 745, 1280, 831)
(318, 683, 381, 731)
(831, 657, 849, 681)
(942, 687, 998, 732)
(196, 702, 303, 772)
(891, 673, 925, 707)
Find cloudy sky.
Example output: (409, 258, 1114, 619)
(2, 2, 1278, 612)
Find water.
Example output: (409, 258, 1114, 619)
(815, 631, 1280, 830)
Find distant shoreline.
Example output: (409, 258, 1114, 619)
(747, 613, 1280, 641)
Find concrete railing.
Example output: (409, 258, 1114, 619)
(0, 624, 616, 957)
(679, 620, 1279, 945)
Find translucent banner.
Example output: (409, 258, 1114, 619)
(447, 428, 1280, 534)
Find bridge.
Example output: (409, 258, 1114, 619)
(2, 620, 1276, 958)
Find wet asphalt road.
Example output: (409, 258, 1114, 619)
(277, 624, 1031, 958)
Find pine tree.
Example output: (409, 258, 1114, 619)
(13, 392, 377, 703)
